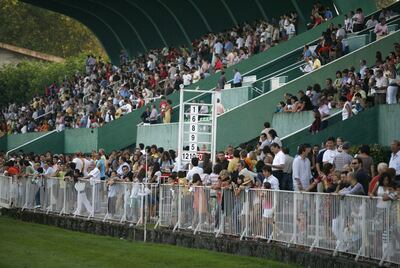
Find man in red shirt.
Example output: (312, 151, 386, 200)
(5, 160, 20, 176)
(368, 162, 388, 195)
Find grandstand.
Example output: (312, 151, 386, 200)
(1, 1, 400, 267)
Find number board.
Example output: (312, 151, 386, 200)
(178, 89, 216, 170)
(189, 105, 198, 152)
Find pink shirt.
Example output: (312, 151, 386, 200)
(374, 23, 388, 36)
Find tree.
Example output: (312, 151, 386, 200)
(0, 0, 107, 59)
(0, 55, 86, 107)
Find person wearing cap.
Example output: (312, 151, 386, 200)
(333, 142, 353, 172)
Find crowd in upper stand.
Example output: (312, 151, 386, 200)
(275, 8, 399, 133)
(1, 2, 342, 136)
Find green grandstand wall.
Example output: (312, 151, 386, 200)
(282, 104, 400, 153)
(282, 107, 379, 153)
(215, 30, 400, 151)
(378, 104, 400, 146)
(64, 128, 98, 154)
(10, 131, 65, 155)
(271, 110, 341, 139)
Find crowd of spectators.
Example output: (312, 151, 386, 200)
(1, 135, 399, 205)
(0, 4, 317, 137)
(275, 42, 399, 134)
(0, 1, 350, 137)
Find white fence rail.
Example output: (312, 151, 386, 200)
(0, 175, 398, 266)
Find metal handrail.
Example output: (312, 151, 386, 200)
(5, 129, 58, 157)
(33, 110, 54, 121)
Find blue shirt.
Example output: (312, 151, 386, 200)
(96, 159, 106, 178)
(233, 71, 242, 84)
(325, 10, 333, 20)
(304, 49, 312, 58)
(224, 41, 233, 52)
(120, 89, 130, 98)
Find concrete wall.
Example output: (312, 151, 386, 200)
(0, 48, 33, 68)
(1, 208, 380, 268)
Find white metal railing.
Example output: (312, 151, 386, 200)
(0, 175, 398, 266)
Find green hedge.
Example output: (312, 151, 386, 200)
(0, 54, 85, 106)
(348, 144, 391, 165)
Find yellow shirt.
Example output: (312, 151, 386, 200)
(313, 58, 321, 70)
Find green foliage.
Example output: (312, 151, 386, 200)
(348, 144, 391, 164)
(0, 0, 107, 59)
(0, 55, 85, 107)
(376, 0, 397, 9)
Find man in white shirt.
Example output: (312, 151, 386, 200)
(262, 165, 279, 190)
(374, 69, 388, 104)
(365, 15, 378, 29)
(183, 71, 192, 86)
(292, 144, 312, 191)
(323, 137, 338, 164)
(72, 153, 91, 176)
(120, 99, 132, 115)
(73, 164, 98, 216)
(336, 25, 346, 39)
(285, 21, 296, 39)
(389, 140, 400, 180)
(85, 164, 101, 181)
(213, 41, 223, 55)
(259, 133, 269, 150)
(186, 157, 203, 182)
(267, 143, 285, 184)
(236, 36, 244, 49)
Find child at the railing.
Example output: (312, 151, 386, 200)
(191, 174, 207, 230)
(106, 171, 120, 217)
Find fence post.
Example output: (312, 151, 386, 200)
(379, 205, 391, 266)
(356, 197, 367, 261)
(289, 191, 297, 247)
(194, 186, 201, 235)
(240, 188, 249, 240)
(268, 190, 277, 243)
(154, 184, 162, 229)
(88, 182, 94, 219)
(137, 183, 144, 226)
(310, 194, 320, 251)
(60, 182, 66, 216)
(333, 197, 345, 256)
(173, 185, 181, 232)
(144, 184, 148, 242)
(215, 189, 223, 238)
(119, 183, 128, 223)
